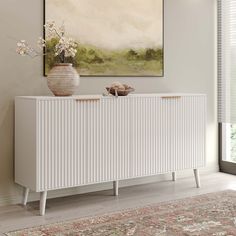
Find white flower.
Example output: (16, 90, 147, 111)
(59, 23, 65, 36)
(16, 49, 26, 56)
(16, 40, 39, 57)
(44, 20, 56, 31)
(55, 36, 78, 58)
(44, 20, 66, 39)
(37, 37, 46, 49)
(44, 20, 58, 38)
(16, 40, 29, 56)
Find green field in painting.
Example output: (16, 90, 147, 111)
(45, 38, 163, 76)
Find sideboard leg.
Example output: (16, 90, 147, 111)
(193, 169, 201, 188)
(22, 187, 29, 206)
(113, 181, 119, 196)
(172, 172, 176, 181)
(40, 191, 47, 216)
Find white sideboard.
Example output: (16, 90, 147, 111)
(15, 94, 206, 215)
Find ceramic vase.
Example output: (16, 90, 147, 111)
(47, 63, 80, 96)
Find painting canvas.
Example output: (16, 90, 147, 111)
(44, 0, 164, 76)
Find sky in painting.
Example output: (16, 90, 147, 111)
(46, 0, 163, 50)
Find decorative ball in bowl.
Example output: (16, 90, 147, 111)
(106, 82, 135, 96)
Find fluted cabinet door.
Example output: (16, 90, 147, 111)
(76, 98, 131, 184)
(36, 98, 132, 191)
(130, 96, 162, 177)
(130, 96, 206, 177)
(159, 96, 206, 173)
(100, 98, 131, 181)
(37, 99, 76, 191)
(75, 99, 103, 186)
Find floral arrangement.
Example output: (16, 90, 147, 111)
(16, 21, 78, 63)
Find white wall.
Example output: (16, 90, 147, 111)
(0, 0, 217, 205)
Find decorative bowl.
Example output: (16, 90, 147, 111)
(106, 87, 135, 96)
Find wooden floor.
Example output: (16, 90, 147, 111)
(0, 172, 236, 235)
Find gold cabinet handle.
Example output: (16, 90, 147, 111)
(73, 96, 101, 102)
(75, 98, 100, 102)
(161, 96, 181, 99)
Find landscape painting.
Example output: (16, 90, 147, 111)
(44, 0, 164, 76)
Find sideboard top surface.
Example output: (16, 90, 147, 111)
(15, 93, 206, 100)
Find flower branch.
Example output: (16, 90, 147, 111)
(16, 21, 78, 63)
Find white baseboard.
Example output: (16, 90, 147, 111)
(0, 165, 219, 207)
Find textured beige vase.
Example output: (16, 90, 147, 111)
(47, 63, 80, 96)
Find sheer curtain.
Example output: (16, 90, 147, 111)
(218, 0, 236, 173)
(218, 0, 236, 123)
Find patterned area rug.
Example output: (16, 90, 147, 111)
(6, 190, 236, 236)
